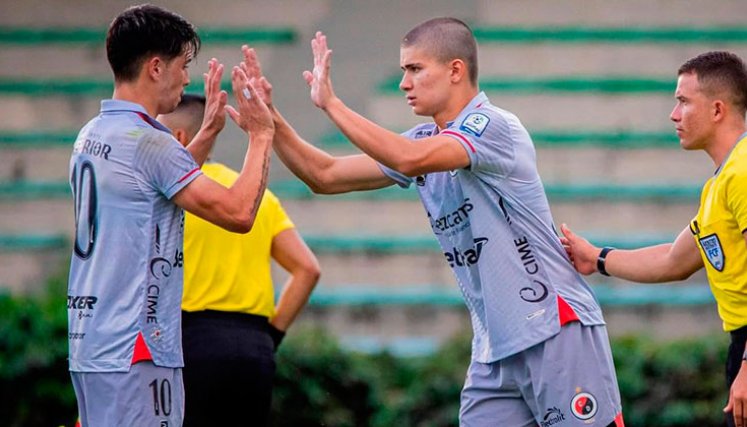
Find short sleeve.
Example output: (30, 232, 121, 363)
(441, 110, 516, 179)
(263, 191, 295, 237)
(377, 163, 413, 188)
(726, 169, 747, 233)
(133, 131, 201, 199)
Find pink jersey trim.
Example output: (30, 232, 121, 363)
(441, 130, 476, 153)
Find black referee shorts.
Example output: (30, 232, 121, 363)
(182, 310, 276, 427)
(726, 325, 747, 427)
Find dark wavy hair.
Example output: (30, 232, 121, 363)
(106, 4, 200, 82)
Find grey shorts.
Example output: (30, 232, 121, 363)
(71, 361, 184, 427)
(460, 322, 623, 427)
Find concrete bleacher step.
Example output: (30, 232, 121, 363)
(470, 26, 747, 76)
(0, 44, 284, 79)
(369, 73, 681, 131)
(0, 179, 702, 236)
(475, 0, 747, 26)
(0, 0, 332, 30)
(294, 282, 723, 354)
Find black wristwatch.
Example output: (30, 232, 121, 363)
(597, 247, 615, 277)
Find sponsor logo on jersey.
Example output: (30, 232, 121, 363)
(540, 407, 566, 426)
(514, 236, 550, 303)
(570, 392, 598, 420)
(414, 128, 434, 139)
(444, 237, 488, 268)
(459, 113, 490, 137)
(699, 233, 725, 271)
(67, 295, 98, 310)
(428, 198, 474, 235)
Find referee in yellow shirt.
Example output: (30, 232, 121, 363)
(159, 94, 320, 426)
(561, 51, 747, 427)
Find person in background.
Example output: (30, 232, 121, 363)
(66, 4, 273, 425)
(248, 17, 624, 426)
(562, 51, 747, 427)
(159, 94, 320, 427)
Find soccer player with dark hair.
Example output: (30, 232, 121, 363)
(158, 94, 320, 427)
(67, 4, 274, 425)
(244, 17, 624, 426)
(562, 51, 747, 427)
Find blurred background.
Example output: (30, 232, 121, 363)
(2, 0, 747, 425)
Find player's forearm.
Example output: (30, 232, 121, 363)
(224, 131, 272, 232)
(186, 128, 219, 166)
(604, 244, 695, 283)
(270, 271, 320, 331)
(323, 97, 417, 173)
(271, 108, 337, 192)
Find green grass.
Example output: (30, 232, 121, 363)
(0, 26, 297, 45)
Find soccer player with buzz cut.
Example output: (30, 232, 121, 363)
(243, 17, 624, 426)
(66, 4, 274, 426)
(562, 51, 747, 427)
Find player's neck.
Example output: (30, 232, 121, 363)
(432, 87, 479, 129)
(112, 81, 159, 118)
(707, 122, 747, 167)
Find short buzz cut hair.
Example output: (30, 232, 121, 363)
(163, 93, 205, 140)
(402, 17, 478, 86)
(678, 51, 747, 116)
(106, 4, 201, 82)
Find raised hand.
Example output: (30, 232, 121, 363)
(559, 224, 600, 275)
(303, 31, 336, 110)
(200, 58, 228, 134)
(241, 45, 273, 107)
(226, 66, 274, 137)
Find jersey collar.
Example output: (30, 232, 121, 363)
(100, 99, 172, 134)
(714, 130, 747, 177)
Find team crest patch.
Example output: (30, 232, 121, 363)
(570, 392, 598, 420)
(459, 113, 490, 137)
(699, 233, 725, 271)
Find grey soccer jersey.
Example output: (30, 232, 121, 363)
(381, 92, 605, 363)
(67, 100, 201, 372)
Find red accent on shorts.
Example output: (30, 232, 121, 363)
(131, 331, 153, 364)
(75, 420, 81, 427)
(441, 130, 476, 153)
(614, 412, 625, 427)
(177, 167, 200, 183)
(558, 295, 580, 326)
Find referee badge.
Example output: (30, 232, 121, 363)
(699, 233, 725, 272)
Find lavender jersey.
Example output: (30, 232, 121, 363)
(381, 92, 605, 363)
(67, 100, 201, 372)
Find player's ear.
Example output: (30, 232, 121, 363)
(712, 99, 726, 122)
(172, 129, 189, 147)
(145, 56, 164, 81)
(449, 59, 467, 84)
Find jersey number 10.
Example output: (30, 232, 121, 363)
(71, 160, 98, 259)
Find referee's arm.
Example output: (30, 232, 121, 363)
(269, 228, 321, 334)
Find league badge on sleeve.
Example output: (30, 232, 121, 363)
(699, 234, 725, 271)
(459, 113, 490, 137)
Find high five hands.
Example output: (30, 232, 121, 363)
(303, 31, 336, 110)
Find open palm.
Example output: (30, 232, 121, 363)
(303, 31, 335, 109)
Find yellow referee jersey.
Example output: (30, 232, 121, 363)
(691, 134, 747, 331)
(181, 162, 294, 318)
